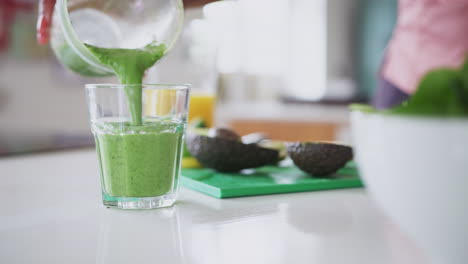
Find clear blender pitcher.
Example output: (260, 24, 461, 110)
(50, 0, 184, 76)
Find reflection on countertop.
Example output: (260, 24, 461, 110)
(0, 149, 428, 264)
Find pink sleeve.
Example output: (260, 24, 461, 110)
(435, 0, 466, 4)
(383, 0, 468, 94)
(436, 0, 467, 3)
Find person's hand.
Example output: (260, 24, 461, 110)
(37, 0, 56, 45)
(36, 0, 218, 45)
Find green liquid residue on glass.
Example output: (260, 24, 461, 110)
(56, 43, 113, 77)
(85, 42, 166, 125)
(95, 121, 184, 197)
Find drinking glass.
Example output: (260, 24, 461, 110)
(86, 84, 190, 209)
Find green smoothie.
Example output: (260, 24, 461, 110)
(85, 42, 166, 126)
(85, 42, 184, 198)
(94, 120, 184, 197)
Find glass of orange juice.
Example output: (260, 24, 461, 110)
(185, 19, 218, 128)
(146, 18, 218, 128)
(183, 92, 216, 169)
(144, 18, 218, 167)
(146, 87, 216, 128)
(188, 93, 216, 128)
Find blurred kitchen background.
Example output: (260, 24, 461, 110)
(0, 0, 397, 155)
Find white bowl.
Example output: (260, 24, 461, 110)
(351, 111, 468, 264)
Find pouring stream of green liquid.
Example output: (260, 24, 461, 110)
(85, 43, 166, 125)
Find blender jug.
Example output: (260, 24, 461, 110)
(50, 0, 184, 76)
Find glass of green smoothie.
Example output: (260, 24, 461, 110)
(86, 84, 190, 209)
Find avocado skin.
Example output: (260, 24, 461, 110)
(186, 134, 279, 172)
(287, 142, 353, 177)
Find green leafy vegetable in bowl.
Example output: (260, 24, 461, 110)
(351, 59, 468, 117)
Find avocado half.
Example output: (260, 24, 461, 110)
(287, 142, 353, 177)
(186, 133, 280, 172)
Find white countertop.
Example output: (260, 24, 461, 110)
(0, 149, 429, 264)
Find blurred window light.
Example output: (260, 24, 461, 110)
(203, 1, 242, 73)
(286, 0, 327, 100)
(203, 0, 327, 100)
(238, 0, 289, 76)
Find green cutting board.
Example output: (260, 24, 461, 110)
(180, 162, 363, 198)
